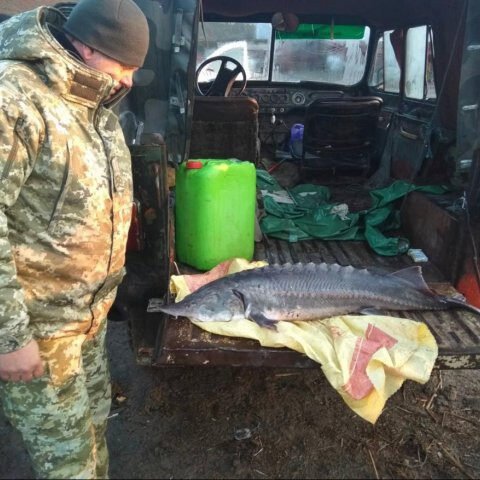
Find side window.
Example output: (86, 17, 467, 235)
(405, 26, 436, 100)
(196, 23, 272, 81)
(368, 30, 401, 93)
(425, 29, 436, 100)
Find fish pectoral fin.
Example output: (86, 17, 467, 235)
(248, 310, 278, 330)
(232, 289, 277, 330)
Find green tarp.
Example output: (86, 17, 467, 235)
(257, 170, 450, 256)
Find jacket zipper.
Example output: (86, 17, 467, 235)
(87, 111, 116, 330)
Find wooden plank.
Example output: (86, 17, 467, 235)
(153, 187, 480, 369)
(155, 240, 480, 369)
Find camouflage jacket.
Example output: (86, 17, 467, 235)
(0, 7, 133, 353)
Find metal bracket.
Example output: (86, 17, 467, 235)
(172, 9, 185, 53)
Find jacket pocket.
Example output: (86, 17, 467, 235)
(47, 142, 72, 233)
(0, 118, 23, 181)
(37, 334, 86, 387)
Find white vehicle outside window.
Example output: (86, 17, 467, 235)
(197, 23, 271, 82)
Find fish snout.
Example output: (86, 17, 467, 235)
(157, 303, 184, 317)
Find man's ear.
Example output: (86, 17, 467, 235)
(70, 38, 95, 62)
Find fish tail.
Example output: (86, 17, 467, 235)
(442, 296, 480, 316)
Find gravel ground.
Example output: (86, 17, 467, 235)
(1, 320, 480, 479)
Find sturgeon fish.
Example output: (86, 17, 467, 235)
(155, 263, 480, 329)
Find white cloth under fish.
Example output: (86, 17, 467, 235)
(169, 258, 438, 424)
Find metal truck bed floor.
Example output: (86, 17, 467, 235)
(153, 238, 480, 369)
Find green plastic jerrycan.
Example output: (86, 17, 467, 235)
(175, 159, 256, 271)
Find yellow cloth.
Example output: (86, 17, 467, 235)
(169, 259, 438, 424)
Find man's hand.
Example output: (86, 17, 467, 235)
(0, 340, 44, 382)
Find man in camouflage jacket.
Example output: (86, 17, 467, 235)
(0, 0, 149, 477)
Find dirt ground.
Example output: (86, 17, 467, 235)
(0, 319, 479, 479)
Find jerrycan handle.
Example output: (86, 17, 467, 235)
(186, 160, 203, 169)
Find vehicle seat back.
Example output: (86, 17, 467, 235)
(190, 96, 260, 164)
(301, 96, 383, 175)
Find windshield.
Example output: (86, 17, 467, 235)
(196, 22, 370, 85)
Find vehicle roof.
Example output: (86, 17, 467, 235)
(203, 0, 465, 28)
(3, 0, 466, 131)
(5, 0, 465, 27)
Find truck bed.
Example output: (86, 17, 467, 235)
(145, 235, 480, 369)
(126, 179, 480, 370)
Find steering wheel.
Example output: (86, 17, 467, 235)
(195, 55, 247, 97)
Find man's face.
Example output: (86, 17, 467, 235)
(83, 50, 139, 99)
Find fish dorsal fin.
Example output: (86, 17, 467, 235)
(389, 266, 433, 294)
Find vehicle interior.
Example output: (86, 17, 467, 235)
(113, 0, 480, 368)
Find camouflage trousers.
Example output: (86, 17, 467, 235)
(0, 321, 111, 479)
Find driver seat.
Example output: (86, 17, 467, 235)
(189, 96, 260, 164)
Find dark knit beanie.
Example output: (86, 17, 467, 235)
(63, 0, 149, 67)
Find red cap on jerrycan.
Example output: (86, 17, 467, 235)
(186, 160, 203, 169)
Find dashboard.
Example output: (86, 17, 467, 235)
(242, 87, 345, 115)
(195, 85, 348, 147)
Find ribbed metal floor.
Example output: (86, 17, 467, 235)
(253, 236, 480, 369)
